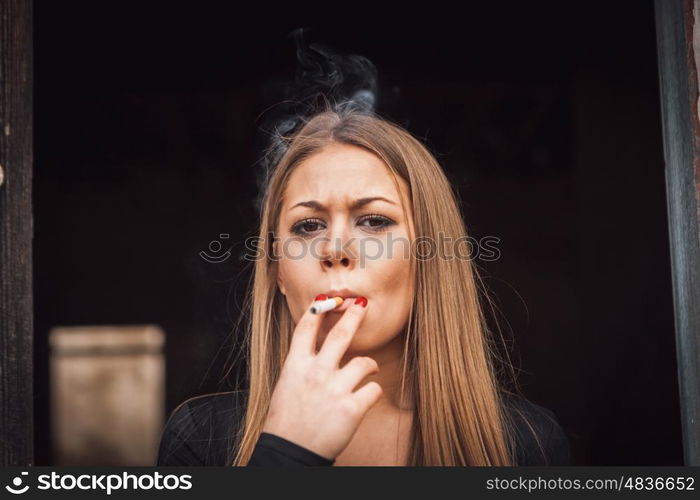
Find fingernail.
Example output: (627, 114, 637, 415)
(314, 294, 328, 301)
(354, 296, 368, 307)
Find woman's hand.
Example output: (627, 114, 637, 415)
(261, 296, 382, 460)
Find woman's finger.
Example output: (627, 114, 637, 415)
(287, 296, 326, 358)
(350, 381, 383, 414)
(315, 297, 369, 368)
(334, 356, 379, 392)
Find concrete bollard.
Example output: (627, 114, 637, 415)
(49, 325, 165, 465)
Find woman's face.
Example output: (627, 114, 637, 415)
(275, 143, 415, 355)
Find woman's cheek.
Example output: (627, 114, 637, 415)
(391, 232, 412, 262)
(280, 237, 307, 263)
(358, 236, 384, 267)
(348, 313, 398, 352)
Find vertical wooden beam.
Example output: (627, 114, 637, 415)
(655, 0, 700, 466)
(0, 0, 33, 465)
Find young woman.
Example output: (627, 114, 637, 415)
(157, 104, 572, 467)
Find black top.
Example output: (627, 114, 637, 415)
(156, 390, 572, 466)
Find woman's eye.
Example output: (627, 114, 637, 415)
(303, 221, 322, 232)
(290, 215, 395, 236)
(358, 214, 395, 231)
(291, 219, 323, 235)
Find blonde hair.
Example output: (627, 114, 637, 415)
(230, 102, 540, 465)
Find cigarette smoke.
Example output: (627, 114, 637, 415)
(254, 27, 380, 212)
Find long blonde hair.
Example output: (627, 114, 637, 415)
(230, 102, 538, 466)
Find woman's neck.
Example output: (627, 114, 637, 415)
(340, 331, 412, 413)
(334, 332, 415, 466)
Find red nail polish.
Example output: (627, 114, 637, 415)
(354, 296, 368, 307)
(315, 294, 328, 301)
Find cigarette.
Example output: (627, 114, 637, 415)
(310, 297, 344, 314)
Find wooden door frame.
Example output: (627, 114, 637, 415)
(0, 0, 34, 466)
(655, 0, 700, 466)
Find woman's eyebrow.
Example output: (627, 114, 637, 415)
(288, 196, 397, 212)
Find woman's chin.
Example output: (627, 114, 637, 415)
(316, 326, 372, 351)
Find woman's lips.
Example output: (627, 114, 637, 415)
(328, 297, 356, 313)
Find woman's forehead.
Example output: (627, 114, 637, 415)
(282, 145, 408, 208)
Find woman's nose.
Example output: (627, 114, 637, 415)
(319, 229, 357, 269)
(322, 254, 351, 269)
(321, 242, 355, 269)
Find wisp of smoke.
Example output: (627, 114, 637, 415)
(254, 27, 380, 211)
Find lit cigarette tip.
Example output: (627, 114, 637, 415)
(310, 296, 344, 314)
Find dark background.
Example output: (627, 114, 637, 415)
(33, 0, 681, 465)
